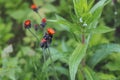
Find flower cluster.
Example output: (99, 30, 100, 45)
(24, 17, 47, 31)
(40, 28, 55, 48)
(23, 4, 55, 49)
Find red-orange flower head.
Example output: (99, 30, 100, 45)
(31, 4, 38, 12)
(42, 18, 47, 23)
(47, 28, 55, 35)
(24, 20, 31, 29)
(40, 18, 47, 28)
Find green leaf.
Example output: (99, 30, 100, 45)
(42, 48, 67, 71)
(44, 4, 57, 12)
(55, 15, 80, 34)
(55, 15, 72, 31)
(88, 25, 115, 34)
(69, 43, 87, 80)
(88, 0, 110, 29)
(84, 66, 99, 80)
(73, 0, 88, 17)
(61, 38, 68, 52)
(8, 10, 29, 20)
(97, 73, 116, 80)
(88, 0, 95, 10)
(104, 53, 120, 71)
(89, 34, 109, 47)
(88, 7, 102, 27)
(87, 44, 120, 68)
(90, 0, 107, 13)
(104, 61, 120, 71)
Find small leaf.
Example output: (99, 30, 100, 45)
(90, 0, 107, 13)
(73, 0, 88, 17)
(61, 38, 68, 52)
(88, 0, 95, 10)
(55, 15, 79, 33)
(87, 44, 120, 68)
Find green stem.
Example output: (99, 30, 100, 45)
(28, 28, 39, 47)
(47, 47, 59, 80)
(113, 3, 117, 28)
(37, 12, 42, 19)
(42, 48, 49, 80)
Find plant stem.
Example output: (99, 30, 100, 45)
(82, 34, 85, 44)
(37, 12, 42, 19)
(47, 47, 59, 80)
(28, 28, 39, 47)
(113, 0, 118, 28)
(81, 33, 86, 80)
(42, 48, 49, 80)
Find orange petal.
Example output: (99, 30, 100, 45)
(47, 28, 55, 35)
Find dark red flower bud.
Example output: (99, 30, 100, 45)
(42, 18, 47, 23)
(31, 4, 38, 12)
(34, 24, 39, 31)
(24, 20, 31, 29)
(47, 28, 55, 35)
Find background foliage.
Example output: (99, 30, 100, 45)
(0, 0, 120, 80)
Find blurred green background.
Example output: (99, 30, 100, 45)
(0, 0, 120, 80)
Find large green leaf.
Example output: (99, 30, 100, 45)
(69, 43, 87, 80)
(87, 44, 120, 68)
(87, 25, 115, 34)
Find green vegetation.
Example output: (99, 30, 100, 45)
(0, 0, 120, 80)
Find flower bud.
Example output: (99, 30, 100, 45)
(24, 20, 31, 29)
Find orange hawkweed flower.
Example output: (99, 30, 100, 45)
(31, 4, 38, 12)
(47, 28, 55, 35)
(24, 20, 31, 29)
